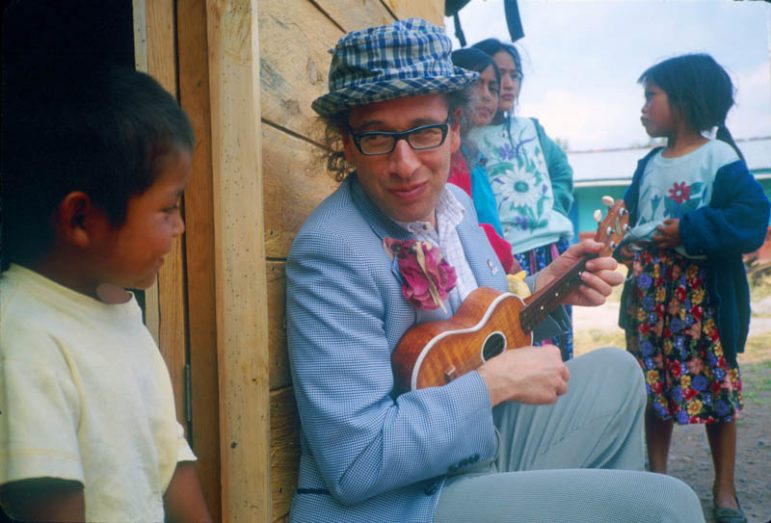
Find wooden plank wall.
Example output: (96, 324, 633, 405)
(132, 0, 190, 461)
(176, 1, 222, 518)
(260, 2, 443, 520)
(139, 1, 443, 521)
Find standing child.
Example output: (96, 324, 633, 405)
(0, 65, 211, 522)
(469, 38, 575, 359)
(617, 53, 770, 523)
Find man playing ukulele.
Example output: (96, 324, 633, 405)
(286, 18, 705, 523)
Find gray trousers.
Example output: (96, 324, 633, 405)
(434, 348, 705, 523)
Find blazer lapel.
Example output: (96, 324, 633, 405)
(349, 174, 411, 243)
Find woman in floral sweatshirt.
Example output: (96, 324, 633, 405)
(469, 38, 575, 359)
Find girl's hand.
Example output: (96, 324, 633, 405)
(616, 244, 635, 268)
(653, 218, 681, 249)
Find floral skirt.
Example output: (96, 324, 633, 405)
(625, 248, 742, 424)
(514, 237, 573, 360)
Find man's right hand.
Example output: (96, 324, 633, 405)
(476, 345, 570, 407)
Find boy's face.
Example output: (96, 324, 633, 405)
(92, 149, 191, 290)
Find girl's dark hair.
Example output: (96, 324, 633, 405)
(472, 38, 524, 84)
(319, 90, 469, 181)
(639, 53, 744, 161)
(1, 63, 195, 269)
(451, 48, 500, 79)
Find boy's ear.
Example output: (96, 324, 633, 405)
(55, 192, 106, 248)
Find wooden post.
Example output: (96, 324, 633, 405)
(176, 0, 222, 517)
(132, 0, 188, 425)
(206, 1, 272, 521)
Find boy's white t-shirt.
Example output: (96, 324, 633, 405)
(0, 264, 196, 522)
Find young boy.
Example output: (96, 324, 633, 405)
(0, 64, 211, 522)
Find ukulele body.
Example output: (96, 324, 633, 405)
(393, 287, 532, 392)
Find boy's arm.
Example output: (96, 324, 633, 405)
(163, 462, 211, 523)
(0, 478, 85, 522)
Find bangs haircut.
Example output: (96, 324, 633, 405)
(638, 53, 735, 134)
(472, 38, 523, 83)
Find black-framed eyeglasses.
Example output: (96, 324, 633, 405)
(348, 116, 451, 156)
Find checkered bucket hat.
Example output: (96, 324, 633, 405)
(311, 18, 478, 117)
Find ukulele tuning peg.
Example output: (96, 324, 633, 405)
(602, 195, 615, 207)
(606, 226, 613, 236)
(624, 224, 630, 231)
(593, 209, 602, 223)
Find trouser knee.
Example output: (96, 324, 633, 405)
(575, 348, 646, 410)
(651, 474, 705, 522)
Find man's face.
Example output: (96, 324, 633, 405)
(343, 94, 461, 225)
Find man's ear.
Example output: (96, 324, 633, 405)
(55, 192, 105, 248)
(341, 131, 356, 165)
(449, 107, 463, 154)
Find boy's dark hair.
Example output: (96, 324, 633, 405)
(1, 64, 194, 270)
(639, 53, 744, 161)
(472, 38, 523, 84)
(319, 91, 468, 182)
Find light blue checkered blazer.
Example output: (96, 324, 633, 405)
(286, 175, 552, 522)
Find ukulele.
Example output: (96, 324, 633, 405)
(392, 197, 629, 392)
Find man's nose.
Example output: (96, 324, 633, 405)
(389, 138, 421, 178)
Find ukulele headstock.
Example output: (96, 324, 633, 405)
(592, 196, 629, 257)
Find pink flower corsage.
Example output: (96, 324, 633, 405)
(384, 238, 457, 311)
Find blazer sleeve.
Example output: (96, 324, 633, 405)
(533, 118, 574, 217)
(286, 229, 497, 505)
(680, 160, 770, 257)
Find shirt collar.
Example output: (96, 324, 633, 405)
(395, 186, 465, 236)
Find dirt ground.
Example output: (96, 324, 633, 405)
(573, 273, 771, 523)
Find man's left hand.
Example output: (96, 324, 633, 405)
(536, 240, 623, 307)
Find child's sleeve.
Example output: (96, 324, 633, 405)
(0, 335, 84, 486)
(533, 118, 574, 217)
(679, 160, 770, 256)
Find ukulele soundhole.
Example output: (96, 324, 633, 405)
(481, 331, 506, 362)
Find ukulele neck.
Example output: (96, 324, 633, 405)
(519, 254, 597, 332)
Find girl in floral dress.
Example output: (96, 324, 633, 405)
(469, 38, 575, 359)
(617, 54, 770, 523)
